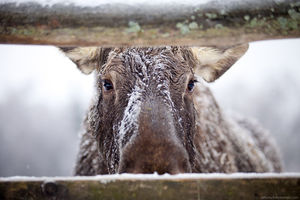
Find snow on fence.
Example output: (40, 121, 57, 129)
(0, 0, 300, 46)
(1, 173, 300, 200)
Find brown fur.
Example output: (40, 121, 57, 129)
(60, 46, 282, 175)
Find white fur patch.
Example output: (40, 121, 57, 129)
(63, 47, 99, 74)
(191, 47, 223, 67)
(118, 85, 143, 146)
(191, 44, 249, 82)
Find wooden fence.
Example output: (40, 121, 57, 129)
(0, 0, 300, 47)
(1, 174, 300, 200)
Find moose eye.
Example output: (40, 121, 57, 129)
(187, 80, 197, 92)
(102, 79, 114, 91)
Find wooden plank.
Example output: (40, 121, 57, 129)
(0, 174, 300, 200)
(0, 0, 300, 47)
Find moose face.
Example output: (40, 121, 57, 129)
(98, 47, 197, 174)
(61, 45, 248, 174)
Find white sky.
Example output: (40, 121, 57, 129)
(0, 45, 94, 110)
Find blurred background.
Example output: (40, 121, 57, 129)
(0, 39, 299, 177)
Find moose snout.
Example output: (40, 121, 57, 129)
(118, 137, 191, 174)
(118, 99, 191, 174)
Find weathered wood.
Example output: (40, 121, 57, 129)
(0, 174, 299, 200)
(0, 0, 300, 47)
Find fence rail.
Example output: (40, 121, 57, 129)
(1, 174, 300, 200)
(1, 0, 300, 46)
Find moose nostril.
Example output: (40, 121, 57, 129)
(118, 151, 191, 175)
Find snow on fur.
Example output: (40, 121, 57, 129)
(60, 47, 282, 175)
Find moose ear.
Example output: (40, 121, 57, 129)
(59, 47, 111, 74)
(190, 44, 249, 82)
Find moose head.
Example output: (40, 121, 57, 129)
(61, 44, 273, 175)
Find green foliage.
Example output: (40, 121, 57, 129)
(205, 13, 218, 19)
(189, 22, 199, 30)
(126, 21, 142, 33)
(176, 23, 190, 35)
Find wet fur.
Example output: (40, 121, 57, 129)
(61, 47, 282, 175)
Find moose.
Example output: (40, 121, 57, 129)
(60, 44, 282, 175)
